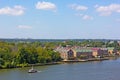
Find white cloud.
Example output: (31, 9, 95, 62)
(70, 4, 88, 11)
(17, 25, 32, 29)
(0, 5, 25, 16)
(96, 4, 120, 16)
(82, 15, 93, 20)
(75, 13, 93, 20)
(36, 1, 56, 11)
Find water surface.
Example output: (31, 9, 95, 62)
(0, 58, 120, 80)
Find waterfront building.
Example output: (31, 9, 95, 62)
(92, 48, 102, 58)
(73, 47, 93, 59)
(100, 48, 109, 57)
(55, 47, 74, 60)
(55, 46, 116, 60)
(107, 47, 117, 55)
(75, 49, 93, 59)
(55, 46, 93, 60)
(92, 48, 109, 58)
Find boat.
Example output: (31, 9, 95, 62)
(28, 66, 37, 73)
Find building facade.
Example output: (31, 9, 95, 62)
(55, 46, 116, 60)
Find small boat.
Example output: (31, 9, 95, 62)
(28, 66, 37, 73)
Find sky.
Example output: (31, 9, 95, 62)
(0, 0, 120, 39)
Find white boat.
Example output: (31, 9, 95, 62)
(28, 66, 37, 73)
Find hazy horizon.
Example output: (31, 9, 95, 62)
(0, 38, 120, 40)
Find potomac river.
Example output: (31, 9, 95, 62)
(0, 58, 120, 80)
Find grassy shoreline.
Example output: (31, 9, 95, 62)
(0, 56, 119, 69)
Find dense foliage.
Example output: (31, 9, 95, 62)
(0, 41, 61, 68)
(0, 39, 120, 68)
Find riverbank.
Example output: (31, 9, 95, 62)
(61, 57, 109, 62)
(28, 62, 61, 67)
(0, 62, 62, 69)
(0, 56, 119, 69)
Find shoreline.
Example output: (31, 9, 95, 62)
(0, 62, 61, 69)
(61, 57, 109, 63)
(0, 56, 119, 69)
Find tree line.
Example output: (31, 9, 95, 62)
(0, 41, 61, 68)
(0, 40, 120, 68)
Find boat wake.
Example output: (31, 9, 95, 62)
(37, 71, 42, 73)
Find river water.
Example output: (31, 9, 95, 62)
(0, 58, 120, 80)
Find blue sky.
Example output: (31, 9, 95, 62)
(0, 0, 120, 39)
